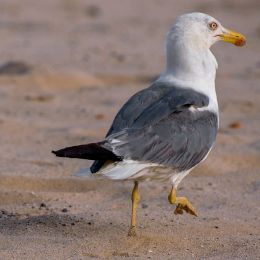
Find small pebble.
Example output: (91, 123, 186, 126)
(85, 5, 101, 18)
(39, 203, 46, 208)
(95, 113, 105, 120)
(142, 203, 148, 209)
(0, 61, 31, 75)
(229, 121, 241, 129)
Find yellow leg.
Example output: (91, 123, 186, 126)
(128, 181, 140, 237)
(168, 186, 198, 216)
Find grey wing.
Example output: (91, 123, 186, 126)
(91, 81, 173, 172)
(106, 82, 173, 136)
(105, 88, 218, 171)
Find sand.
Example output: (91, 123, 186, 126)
(0, 0, 259, 259)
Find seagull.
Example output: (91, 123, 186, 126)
(52, 12, 246, 236)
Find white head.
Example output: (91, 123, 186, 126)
(165, 12, 246, 81)
(168, 12, 245, 49)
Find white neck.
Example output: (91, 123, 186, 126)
(166, 35, 218, 81)
(158, 36, 219, 114)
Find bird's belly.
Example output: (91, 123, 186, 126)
(129, 165, 177, 182)
(99, 159, 176, 182)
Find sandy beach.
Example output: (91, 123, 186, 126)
(0, 0, 259, 259)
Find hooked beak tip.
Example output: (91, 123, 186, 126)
(219, 29, 246, 47)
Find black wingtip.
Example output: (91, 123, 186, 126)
(51, 143, 121, 161)
(52, 150, 61, 156)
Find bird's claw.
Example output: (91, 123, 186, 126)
(174, 197, 198, 216)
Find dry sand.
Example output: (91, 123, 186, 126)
(0, 0, 259, 259)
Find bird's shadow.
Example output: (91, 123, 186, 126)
(0, 211, 127, 238)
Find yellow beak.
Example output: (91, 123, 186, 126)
(219, 28, 246, 47)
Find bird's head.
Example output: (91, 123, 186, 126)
(168, 12, 246, 49)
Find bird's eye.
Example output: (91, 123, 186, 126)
(208, 22, 218, 31)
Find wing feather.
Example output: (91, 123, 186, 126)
(92, 81, 217, 173)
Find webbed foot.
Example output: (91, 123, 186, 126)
(168, 187, 198, 217)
